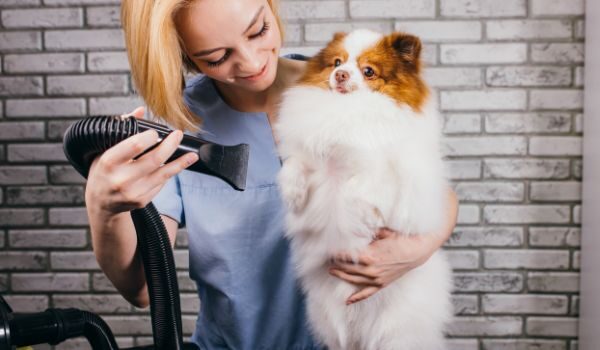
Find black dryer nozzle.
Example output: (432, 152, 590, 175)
(63, 115, 249, 191)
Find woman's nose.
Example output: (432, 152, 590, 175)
(235, 45, 263, 75)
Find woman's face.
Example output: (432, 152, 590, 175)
(176, 0, 282, 92)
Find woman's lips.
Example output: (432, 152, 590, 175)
(239, 59, 268, 82)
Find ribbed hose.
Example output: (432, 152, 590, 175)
(63, 115, 185, 349)
(81, 311, 120, 350)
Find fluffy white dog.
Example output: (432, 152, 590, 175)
(274, 29, 452, 350)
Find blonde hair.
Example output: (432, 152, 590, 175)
(121, 0, 285, 132)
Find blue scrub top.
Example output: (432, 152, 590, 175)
(152, 54, 324, 350)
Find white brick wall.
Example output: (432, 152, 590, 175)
(0, 0, 583, 348)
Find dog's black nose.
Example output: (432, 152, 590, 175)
(335, 70, 349, 83)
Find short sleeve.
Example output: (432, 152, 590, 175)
(152, 174, 186, 229)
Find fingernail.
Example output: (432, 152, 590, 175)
(187, 153, 199, 165)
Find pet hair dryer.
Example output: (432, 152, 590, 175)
(0, 115, 249, 350)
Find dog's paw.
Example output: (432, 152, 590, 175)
(281, 178, 309, 212)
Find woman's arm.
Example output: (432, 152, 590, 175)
(328, 187, 459, 304)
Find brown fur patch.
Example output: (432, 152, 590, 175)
(297, 32, 348, 89)
(358, 32, 429, 113)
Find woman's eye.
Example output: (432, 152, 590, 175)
(334, 59, 342, 67)
(207, 50, 231, 67)
(363, 66, 375, 78)
(250, 21, 270, 39)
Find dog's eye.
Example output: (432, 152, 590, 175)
(334, 59, 342, 67)
(363, 66, 375, 78)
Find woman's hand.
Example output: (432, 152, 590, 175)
(329, 188, 458, 305)
(85, 106, 199, 217)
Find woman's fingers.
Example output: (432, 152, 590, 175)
(331, 262, 380, 279)
(101, 129, 161, 167)
(329, 268, 381, 286)
(347, 286, 380, 305)
(140, 148, 199, 191)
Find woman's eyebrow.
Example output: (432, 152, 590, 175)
(192, 5, 265, 58)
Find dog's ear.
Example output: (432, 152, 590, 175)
(389, 32, 422, 65)
(332, 31, 347, 42)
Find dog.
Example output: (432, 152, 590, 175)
(274, 29, 453, 350)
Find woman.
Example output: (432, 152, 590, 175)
(85, 0, 459, 349)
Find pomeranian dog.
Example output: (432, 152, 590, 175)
(273, 29, 453, 350)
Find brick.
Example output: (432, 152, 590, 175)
(446, 250, 479, 269)
(0, 31, 41, 52)
(485, 113, 571, 133)
(571, 296, 579, 316)
(51, 251, 100, 270)
(575, 113, 583, 133)
(48, 120, 78, 140)
(457, 204, 479, 224)
(530, 181, 581, 201)
(2, 295, 48, 313)
(483, 294, 568, 314)
(529, 137, 582, 156)
(0, 0, 40, 6)
(349, 0, 434, 19)
(486, 66, 571, 87)
(531, 0, 584, 16)
(395, 21, 482, 41)
(530, 90, 583, 110)
(0, 208, 45, 227)
(44, 0, 120, 3)
(0, 251, 47, 270)
(572, 251, 580, 269)
(6, 98, 86, 117)
(425, 68, 482, 88)
(528, 272, 579, 292)
(484, 249, 569, 269)
(92, 273, 117, 292)
(0, 76, 44, 96)
(12, 273, 89, 291)
(1, 8, 83, 28)
(484, 205, 570, 224)
(446, 160, 481, 180)
(443, 113, 481, 133)
(483, 159, 570, 179)
(49, 165, 86, 184)
(527, 317, 578, 337)
(441, 44, 527, 64)
(4, 53, 84, 73)
(532, 43, 584, 63)
(49, 207, 88, 226)
(0, 275, 6, 292)
(6, 186, 84, 205)
(280, 1, 345, 20)
(283, 23, 301, 43)
(447, 227, 524, 247)
(7, 144, 67, 162)
(305, 22, 391, 43)
(0, 122, 44, 140)
(441, 0, 526, 17)
(441, 90, 527, 110)
(87, 51, 129, 72)
(53, 294, 131, 313)
(575, 20, 584, 39)
(87, 6, 120, 27)
(453, 272, 523, 292)
(487, 20, 572, 40)
(574, 66, 584, 87)
(482, 339, 567, 350)
(452, 294, 479, 315)
(180, 293, 201, 313)
(454, 182, 524, 202)
(448, 316, 522, 336)
(573, 205, 581, 224)
(89, 96, 144, 115)
(529, 227, 581, 247)
(9, 229, 87, 248)
(45, 29, 125, 50)
(47, 74, 129, 96)
(448, 339, 478, 350)
(442, 136, 526, 156)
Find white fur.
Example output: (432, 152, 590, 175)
(274, 30, 453, 350)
